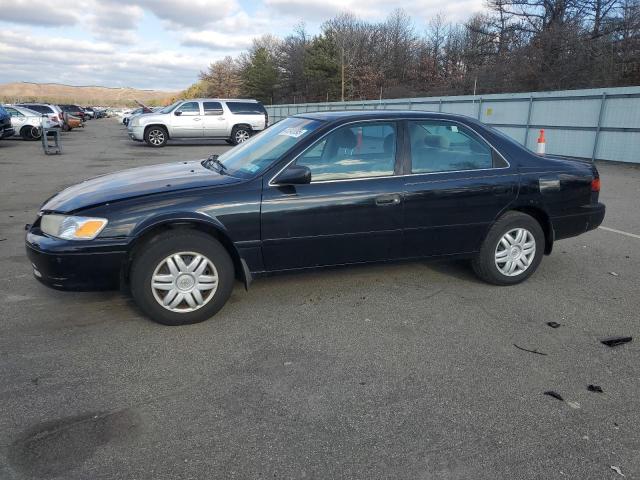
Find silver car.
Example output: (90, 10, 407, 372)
(127, 99, 268, 147)
(4, 105, 56, 140)
(14, 103, 64, 128)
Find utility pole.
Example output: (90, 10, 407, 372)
(341, 45, 345, 102)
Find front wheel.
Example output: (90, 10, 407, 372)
(230, 126, 251, 145)
(472, 211, 544, 285)
(130, 231, 234, 325)
(144, 126, 168, 147)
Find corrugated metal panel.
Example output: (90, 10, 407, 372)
(265, 86, 640, 163)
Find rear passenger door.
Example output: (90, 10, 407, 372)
(170, 101, 204, 137)
(202, 101, 229, 137)
(402, 119, 518, 257)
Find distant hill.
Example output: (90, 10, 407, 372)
(0, 82, 180, 107)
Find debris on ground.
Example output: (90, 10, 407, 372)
(514, 344, 548, 355)
(609, 272, 620, 277)
(601, 336, 633, 347)
(587, 384, 603, 393)
(610, 466, 624, 476)
(566, 401, 581, 409)
(547, 321, 561, 328)
(543, 390, 564, 401)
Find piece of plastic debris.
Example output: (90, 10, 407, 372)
(547, 321, 561, 328)
(601, 336, 633, 347)
(567, 401, 581, 409)
(514, 344, 548, 355)
(610, 466, 624, 476)
(543, 390, 564, 401)
(587, 384, 603, 393)
(283, 361, 293, 366)
(609, 272, 619, 277)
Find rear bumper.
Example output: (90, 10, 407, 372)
(552, 202, 606, 241)
(26, 230, 128, 291)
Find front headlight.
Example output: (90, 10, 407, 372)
(40, 214, 108, 240)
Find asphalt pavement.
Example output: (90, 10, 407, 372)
(0, 119, 638, 479)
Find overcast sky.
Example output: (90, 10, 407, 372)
(0, 0, 485, 91)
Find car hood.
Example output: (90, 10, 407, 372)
(42, 160, 241, 213)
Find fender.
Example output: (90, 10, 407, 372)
(128, 211, 252, 289)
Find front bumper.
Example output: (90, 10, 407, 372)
(1, 126, 15, 138)
(26, 229, 129, 290)
(128, 125, 144, 141)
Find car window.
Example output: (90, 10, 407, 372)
(225, 102, 266, 115)
(5, 107, 22, 117)
(176, 102, 201, 116)
(295, 122, 397, 182)
(213, 117, 323, 179)
(408, 121, 496, 173)
(203, 102, 223, 116)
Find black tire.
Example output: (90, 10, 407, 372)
(130, 230, 235, 325)
(471, 211, 545, 285)
(230, 125, 251, 145)
(144, 126, 168, 147)
(20, 127, 33, 140)
(225, 139, 234, 145)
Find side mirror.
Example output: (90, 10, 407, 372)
(274, 165, 311, 185)
(174, 111, 182, 116)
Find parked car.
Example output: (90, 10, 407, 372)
(3, 105, 56, 140)
(0, 105, 15, 139)
(83, 107, 95, 119)
(15, 103, 63, 128)
(26, 111, 605, 325)
(127, 99, 268, 147)
(59, 104, 87, 121)
(122, 107, 152, 126)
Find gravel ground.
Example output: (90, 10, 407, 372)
(0, 119, 638, 480)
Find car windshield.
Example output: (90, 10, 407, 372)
(207, 117, 323, 178)
(158, 101, 181, 114)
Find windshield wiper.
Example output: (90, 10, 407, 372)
(202, 154, 227, 174)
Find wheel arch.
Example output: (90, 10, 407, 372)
(506, 205, 554, 254)
(123, 217, 251, 289)
(144, 123, 170, 139)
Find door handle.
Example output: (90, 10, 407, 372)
(493, 185, 511, 194)
(375, 194, 401, 206)
(218, 117, 225, 120)
(193, 118, 202, 121)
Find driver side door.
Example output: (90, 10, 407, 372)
(261, 121, 404, 271)
(170, 101, 204, 137)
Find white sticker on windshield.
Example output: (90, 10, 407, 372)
(278, 128, 307, 138)
(450, 125, 459, 132)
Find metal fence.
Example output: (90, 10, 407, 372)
(265, 86, 640, 164)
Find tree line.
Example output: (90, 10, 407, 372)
(183, 0, 640, 104)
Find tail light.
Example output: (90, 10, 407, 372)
(591, 177, 601, 192)
(52, 115, 58, 122)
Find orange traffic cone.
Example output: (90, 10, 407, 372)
(537, 129, 546, 155)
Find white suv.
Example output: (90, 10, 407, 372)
(127, 99, 268, 147)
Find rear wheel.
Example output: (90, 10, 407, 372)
(472, 211, 544, 285)
(130, 231, 234, 325)
(230, 126, 251, 145)
(144, 126, 168, 147)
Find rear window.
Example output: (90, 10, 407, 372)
(20, 105, 52, 113)
(225, 102, 266, 115)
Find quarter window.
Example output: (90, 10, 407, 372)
(203, 102, 223, 115)
(296, 122, 397, 182)
(226, 102, 266, 115)
(408, 121, 496, 173)
(176, 102, 201, 116)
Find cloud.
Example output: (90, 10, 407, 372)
(263, 0, 484, 22)
(181, 31, 257, 51)
(126, 0, 239, 29)
(0, 0, 78, 26)
(0, 30, 204, 90)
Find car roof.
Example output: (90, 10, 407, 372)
(293, 110, 481, 124)
(184, 98, 261, 103)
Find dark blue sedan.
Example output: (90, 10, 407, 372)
(26, 111, 605, 325)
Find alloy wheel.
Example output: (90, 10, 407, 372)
(235, 129, 250, 143)
(148, 129, 165, 146)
